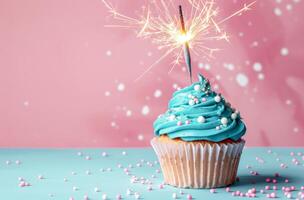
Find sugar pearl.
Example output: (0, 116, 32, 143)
(231, 113, 238, 120)
(214, 95, 221, 103)
(202, 97, 207, 102)
(102, 194, 107, 200)
(194, 84, 201, 91)
(189, 99, 195, 106)
(187, 194, 193, 199)
(177, 121, 182, 126)
(169, 115, 176, 121)
(221, 117, 228, 125)
(197, 116, 205, 123)
(172, 193, 177, 199)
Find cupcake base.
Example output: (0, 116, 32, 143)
(151, 135, 245, 188)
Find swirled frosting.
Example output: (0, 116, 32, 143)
(153, 74, 246, 142)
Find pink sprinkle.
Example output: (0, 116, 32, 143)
(240, 193, 244, 197)
(177, 121, 182, 126)
(69, 197, 74, 200)
(250, 193, 256, 198)
(185, 120, 191, 125)
(116, 194, 122, 200)
(260, 190, 265, 194)
(272, 179, 277, 184)
(301, 186, 304, 190)
(270, 192, 276, 198)
(124, 168, 129, 172)
(290, 152, 295, 156)
(285, 179, 289, 183)
(265, 185, 270, 190)
(266, 178, 271, 183)
(235, 191, 240, 196)
(273, 186, 278, 190)
(266, 194, 270, 198)
(210, 189, 216, 193)
(298, 152, 303, 156)
(225, 187, 230, 192)
(285, 187, 291, 192)
(19, 181, 26, 187)
(232, 192, 236, 196)
(84, 195, 89, 200)
(274, 173, 280, 177)
(202, 98, 206, 102)
(159, 184, 164, 189)
(291, 186, 296, 191)
(187, 194, 192, 200)
(302, 156, 304, 160)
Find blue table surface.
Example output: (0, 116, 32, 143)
(0, 147, 304, 200)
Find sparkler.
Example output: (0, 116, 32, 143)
(102, 0, 255, 82)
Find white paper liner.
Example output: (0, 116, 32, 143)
(151, 137, 245, 188)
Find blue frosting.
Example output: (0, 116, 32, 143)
(153, 74, 246, 142)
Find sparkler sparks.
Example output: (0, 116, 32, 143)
(102, 0, 255, 81)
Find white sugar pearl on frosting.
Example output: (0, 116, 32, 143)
(194, 84, 201, 91)
(221, 117, 228, 125)
(214, 95, 221, 103)
(169, 115, 176, 121)
(231, 113, 238, 120)
(189, 99, 195, 106)
(197, 116, 205, 123)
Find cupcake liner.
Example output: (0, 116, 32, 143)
(151, 137, 245, 188)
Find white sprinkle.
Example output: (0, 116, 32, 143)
(189, 99, 195, 106)
(73, 186, 78, 191)
(117, 83, 125, 91)
(204, 64, 211, 70)
(221, 117, 228, 125)
(286, 4, 293, 11)
(231, 113, 238, 120)
(122, 151, 127, 155)
(126, 110, 132, 117)
(172, 193, 178, 199)
(154, 89, 162, 98)
(105, 91, 111, 97)
(169, 115, 176, 121)
(258, 73, 265, 80)
(102, 152, 107, 157)
(253, 62, 263, 72)
(106, 50, 112, 56)
(236, 73, 249, 87)
(197, 116, 206, 123)
(141, 105, 150, 115)
(102, 194, 107, 200)
(274, 7, 282, 16)
(23, 101, 29, 107)
(224, 63, 235, 71)
(281, 47, 289, 56)
(214, 95, 221, 103)
(94, 187, 100, 192)
(137, 134, 144, 141)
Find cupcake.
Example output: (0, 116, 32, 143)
(151, 74, 246, 188)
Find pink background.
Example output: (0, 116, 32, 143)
(0, 0, 303, 147)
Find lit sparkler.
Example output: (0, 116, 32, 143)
(102, 0, 255, 82)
